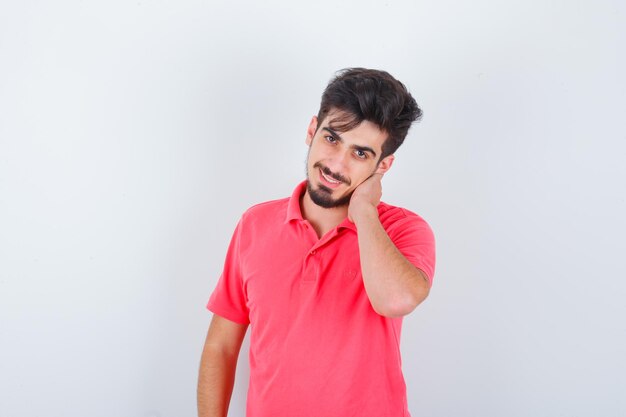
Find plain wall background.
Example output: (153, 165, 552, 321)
(1, 1, 624, 416)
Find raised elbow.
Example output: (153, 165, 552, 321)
(372, 289, 429, 318)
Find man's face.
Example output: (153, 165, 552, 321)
(305, 111, 394, 208)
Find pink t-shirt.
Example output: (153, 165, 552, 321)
(207, 181, 436, 417)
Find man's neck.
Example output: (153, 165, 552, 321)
(300, 191, 348, 239)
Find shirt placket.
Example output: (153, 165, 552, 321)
(300, 223, 341, 283)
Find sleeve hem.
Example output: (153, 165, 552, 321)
(206, 303, 250, 325)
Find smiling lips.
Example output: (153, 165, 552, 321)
(319, 168, 342, 188)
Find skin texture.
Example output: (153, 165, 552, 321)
(197, 316, 248, 417)
(197, 110, 430, 415)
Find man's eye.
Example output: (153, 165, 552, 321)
(325, 136, 337, 143)
(354, 150, 368, 159)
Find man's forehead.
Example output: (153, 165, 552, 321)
(322, 110, 360, 132)
(323, 110, 386, 136)
(323, 110, 386, 137)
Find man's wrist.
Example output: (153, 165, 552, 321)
(351, 204, 379, 226)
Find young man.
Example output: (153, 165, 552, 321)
(197, 68, 436, 417)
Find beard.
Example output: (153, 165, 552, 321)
(306, 181, 353, 208)
(305, 161, 353, 209)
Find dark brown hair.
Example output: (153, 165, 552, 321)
(317, 68, 422, 160)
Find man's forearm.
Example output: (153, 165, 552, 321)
(197, 347, 239, 417)
(354, 206, 430, 317)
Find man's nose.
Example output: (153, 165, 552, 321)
(326, 149, 350, 172)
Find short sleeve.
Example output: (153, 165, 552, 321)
(385, 209, 436, 286)
(206, 219, 251, 324)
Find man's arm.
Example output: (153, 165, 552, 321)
(349, 174, 431, 318)
(197, 314, 248, 417)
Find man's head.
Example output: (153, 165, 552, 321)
(316, 68, 422, 161)
(305, 68, 422, 209)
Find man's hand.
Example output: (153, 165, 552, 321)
(348, 172, 430, 317)
(348, 173, 383, 223)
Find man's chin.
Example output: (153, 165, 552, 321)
(306, 181, 352, 209)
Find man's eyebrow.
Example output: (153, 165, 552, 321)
(322, 127, 343, 141)
(321, 127, 378, 158)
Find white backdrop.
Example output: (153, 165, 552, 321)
(1, 1, 625, 416)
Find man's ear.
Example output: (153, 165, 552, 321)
(375, 154, 395, 175)
(305, 116, 318, 146)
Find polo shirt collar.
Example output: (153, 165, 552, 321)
(285, 181, 307, 223)
(285, 181, 357, 232)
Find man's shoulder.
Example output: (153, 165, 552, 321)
(240, 196, 290, 223)
(377, 201, 432, 231)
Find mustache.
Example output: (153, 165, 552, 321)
(313, 162, 350, 185)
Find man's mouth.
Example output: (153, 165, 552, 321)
(319, 168, 342, 188)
